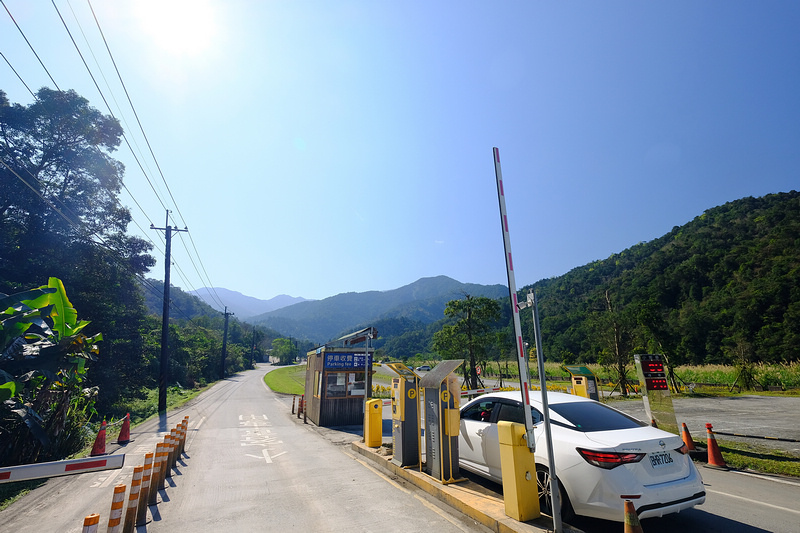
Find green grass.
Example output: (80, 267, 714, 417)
(697, 438, 800, 477)
(263, 365, 306, 395)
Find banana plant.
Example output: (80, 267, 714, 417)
(1, 278, 102, 463)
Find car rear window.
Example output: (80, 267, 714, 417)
(549, 402, 647, 432)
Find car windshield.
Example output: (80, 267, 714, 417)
(549, 401, 647, 432)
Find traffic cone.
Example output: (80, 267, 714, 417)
(116, 413, 130, 445)
(623, 499, 644, 533)
(681, 423, 696, 451)
(90, 421, 107, 456)
(705, 423, 728, 469)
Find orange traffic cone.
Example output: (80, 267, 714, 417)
(705, 423, 728, 469)
(681, 423, 696, 451)
(623, 499, 644, 533)
(90, 420, 107, 456)
(116, 413, 130, 445)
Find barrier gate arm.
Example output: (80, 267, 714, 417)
(493, 147, 535, 452)
(0, 454, 125, 484)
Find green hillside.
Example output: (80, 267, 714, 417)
(527, 191, 800, 365)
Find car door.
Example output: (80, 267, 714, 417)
(459, 399, 498, 478)
(487, 401, 544, 480)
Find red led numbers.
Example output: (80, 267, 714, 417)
(645, 378, 669, 391)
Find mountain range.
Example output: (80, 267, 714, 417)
(247, 276, 508, 344)
(187, 287, 308, 318)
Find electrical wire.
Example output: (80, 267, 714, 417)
(2, 0, 228, 314)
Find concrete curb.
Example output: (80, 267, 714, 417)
(350, 441, 584, 533)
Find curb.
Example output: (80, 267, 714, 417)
(350, 441, 584, 533)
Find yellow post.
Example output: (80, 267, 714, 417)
(364, 398, 383, 447)
(497, 421, 540, 521)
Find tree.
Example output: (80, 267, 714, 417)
(432, 295, 501, 390)
(591, 291, 637, 397)
(272, 338, 298, 365)
(1, 88, 155, 412)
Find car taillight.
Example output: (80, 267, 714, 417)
(675, 443, 689, 455)
(576, 448, 646, 469)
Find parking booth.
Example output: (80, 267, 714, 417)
(562, 365, 600, 401)
(385, 363, 421, 467)
(419, 360, 463, 484)
(304, 344, 374, 427)
(634, 353, 679, 434)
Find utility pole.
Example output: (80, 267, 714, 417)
(250, 326, 257, 367)
(151, 211, 188, 414)
(221, 307, 233, 379)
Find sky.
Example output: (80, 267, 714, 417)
(2, 1, 799, 305)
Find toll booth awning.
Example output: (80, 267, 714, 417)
(562, 365, 597, 377)
(419, 360, 463, 388)
(385, 362, 419, 380)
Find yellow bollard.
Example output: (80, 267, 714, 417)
(497, 421, 540, 521)
(364, 398, 383, 447)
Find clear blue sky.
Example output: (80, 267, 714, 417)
(2, 1, 799, 303)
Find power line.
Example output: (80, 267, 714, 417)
(2, 1, 227, 313)
(1, 0, 61, 91)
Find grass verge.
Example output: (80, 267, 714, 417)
(263, 365, 306, 395)
(697, 438, 800, 477)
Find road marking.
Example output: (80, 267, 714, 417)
(732, 470, 800, 487)
(195, 416, 206, 430)
(262, 449, 272, 464)
(706, 489, 800, 516)
(271, 451, 286, 459)
(98, 467, 124, 488)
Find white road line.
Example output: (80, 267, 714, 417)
(262, 449, 272, 464)
(99, 467, 124, 488)
(195, 416, 206, 430)
(706, 489, 800, 516)
(732, 470, 800, 487)
(271, 451, 286, 459)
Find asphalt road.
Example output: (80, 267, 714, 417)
(1, 365, 492, 533)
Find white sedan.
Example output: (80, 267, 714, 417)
(458, 391, 705, 522)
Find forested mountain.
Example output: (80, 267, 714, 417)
(250, 276, 508, 344)
(527, 191, 800, 366)
(337, 192, 800, 365)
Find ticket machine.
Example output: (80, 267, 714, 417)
(385, 363, 420, 467)
(419, 360, 463, 484)
(562, 365, 600, 401)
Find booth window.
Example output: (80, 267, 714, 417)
(325, 371, 366, 398)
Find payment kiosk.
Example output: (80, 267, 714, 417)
(419, 360, 463, 484)
(562, 365, 600, 401)
(385, 363, 420, 467)
(634, 354, 679, 435)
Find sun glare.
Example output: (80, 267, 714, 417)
(132, 0, 219, 58)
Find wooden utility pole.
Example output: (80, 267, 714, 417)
(151, 211, 188, 414)
(221, 307, 233, 379)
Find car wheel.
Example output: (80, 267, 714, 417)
(535, 465, 574, 522)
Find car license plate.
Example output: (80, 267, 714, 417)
(649, 451, 673, 469)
